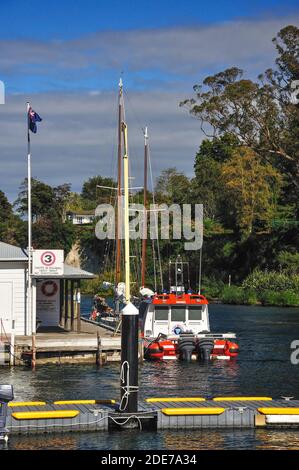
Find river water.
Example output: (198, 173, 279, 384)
(1, 302, 299, 450)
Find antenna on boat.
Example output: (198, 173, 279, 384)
(198, 247, 202, 294)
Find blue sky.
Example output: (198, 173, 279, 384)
(0, 1, 298, 201)
(1, 1, 298, 41)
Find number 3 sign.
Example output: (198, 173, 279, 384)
(33, 249, 64, 276)
(41, 251, 56, 267)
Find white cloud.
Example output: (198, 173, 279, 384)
(1, 16, 298, 86)
(0, 16, 298, 201)
(0, 90, 203, 201)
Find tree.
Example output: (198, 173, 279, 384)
(53, 183, 72, 221)
(81, 176, 116, 208)
(180, 26, 299, 197)
(192, 134, 238, 221)
(0, 190, 13, 222)
(221, 147, 282, 237)
(155, 168, 191, 204)
(14, 178, 56, 220)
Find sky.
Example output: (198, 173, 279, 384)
(0, 1, 298, 201)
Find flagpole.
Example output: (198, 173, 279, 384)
(27, 102, 33, 335)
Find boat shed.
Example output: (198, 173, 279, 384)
(0, 242, 95, 336)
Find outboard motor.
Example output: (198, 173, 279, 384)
(177, 333, 196, 361)
(0, 385, 14, 443)
(196, 338, 214, 361)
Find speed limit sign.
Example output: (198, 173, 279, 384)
(41, 251, 56, 267)
(33, 249, 64, 276)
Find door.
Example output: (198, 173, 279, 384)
(0, 282, 13, 334)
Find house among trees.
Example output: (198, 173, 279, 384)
(67, 210, 95, 225)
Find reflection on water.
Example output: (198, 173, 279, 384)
(7, 429, 299, 451)
(1, 304, 299, 450)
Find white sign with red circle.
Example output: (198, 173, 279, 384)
(33, 249, 64, 276)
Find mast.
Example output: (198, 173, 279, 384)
(141, 127, 148, 287)
(122, 122, 130, 303)
(120, 102, 139, 413)
(115, 78, 123, 286)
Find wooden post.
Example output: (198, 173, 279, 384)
(96, 331, 102, 366)
(70, 280, 75, 331)
(59, 279, 64, 326)
(64, 279, 69, 330)
(10, 320, 15, 367)
(138, 329, 144, 363)
(32, 332, 36, 369)
(76, 280, 81, 332)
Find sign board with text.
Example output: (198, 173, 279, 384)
(32, 250, 64, 276)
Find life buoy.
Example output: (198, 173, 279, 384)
(41, 280, 58, 297)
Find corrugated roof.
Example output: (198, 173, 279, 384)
(62, 264, 95, 279)
(0, 242, 95, 279)
(0, 242, 28, 260)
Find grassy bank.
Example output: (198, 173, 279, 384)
(201, 270, 299, 307)
(222, 286, 299, 307)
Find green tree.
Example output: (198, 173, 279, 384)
(221, 147, 282, 237)
(0, 190, 13, 222)
(181, 26, 299, 198)
(155, 167, 191, 204)
(192, 134, 238, 221)
(81, 175, 116, 208)
(14, 178, 56, 220)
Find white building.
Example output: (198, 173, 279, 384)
(67, 211, 95, 225)
(0, 242, 94, 336)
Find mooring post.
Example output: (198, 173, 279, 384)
(138, 328, 144, 363)
(96, 331, 102, 366)
(31, 332, 36, 369)
(10, 320, 15, 367)
(76, 281, 81, 333)
(120, 302, 139, 412)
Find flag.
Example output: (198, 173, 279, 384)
(28, 107, 42, 133)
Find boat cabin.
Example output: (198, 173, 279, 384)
(140, 293, 210, 338)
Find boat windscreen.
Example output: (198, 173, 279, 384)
(189, 306, 203, 320)
(154, 307, 168, 321)
(171, 307, 186, 322)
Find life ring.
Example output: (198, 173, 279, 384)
(41, 280, 58, 297)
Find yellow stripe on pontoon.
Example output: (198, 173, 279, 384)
(53, 399, 115, 405)
(8, 401, 46, 407)
(258, 408, 299, 415)
(11, 410, 79, 420)
(146, 397, 205, 403)
(213, 397, 272, 401)
(161, 407, 225, 416)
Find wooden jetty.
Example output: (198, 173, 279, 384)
(2, 320, 121, 366)
(4, 396, 299, 435)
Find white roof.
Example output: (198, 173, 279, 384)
(0, 242, 28, 261)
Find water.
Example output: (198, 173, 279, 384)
(1, 303, 299, 450)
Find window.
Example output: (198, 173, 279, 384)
(188, 306, 203, 321)
(171, 307, 186, 322)
(154, 307, 169, 321)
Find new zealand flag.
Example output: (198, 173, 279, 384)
(28, 107, 42, 133)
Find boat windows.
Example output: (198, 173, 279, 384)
(171, 307, 186, 322)
(188, 306, 203, 321)
(154, 307, 169, 321)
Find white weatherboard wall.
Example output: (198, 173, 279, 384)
(36, 279, 60, 327)
(0, 262, 27, 335)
